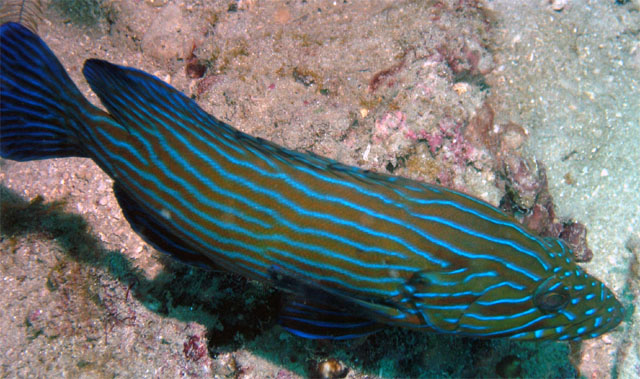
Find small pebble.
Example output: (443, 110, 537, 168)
(495, 355, 522, 378)
(550, 0, 569, 11)
(315, 358, 348, 379)
(452, 82, 470, 95)
(274, 7, 292, 24)
(186, 59, 207, 79)
(146, 0, 169, 7)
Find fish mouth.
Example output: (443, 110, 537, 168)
(530, 299, 625, 341)
(456, 294, 625, 341)
(571, 301, 625, 340)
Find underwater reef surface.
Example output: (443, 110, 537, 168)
(0, 0, 638, 377)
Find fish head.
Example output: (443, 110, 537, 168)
(524, 267, 625, 340)
(456, 239, 624, 340)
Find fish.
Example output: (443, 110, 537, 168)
(0, 22, 624, 341)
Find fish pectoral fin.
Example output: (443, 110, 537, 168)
(406, 268, 471, 290)
(279, 295, 383, 340)
(386, 269, 479, 333)
(113, 183, 217, 270)
(455, 286, 538, 338)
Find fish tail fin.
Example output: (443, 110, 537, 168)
(0, 22, 98, 161)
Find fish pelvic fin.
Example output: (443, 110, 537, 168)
(279, 295, 384, 340)
(0, 22, 103, 161)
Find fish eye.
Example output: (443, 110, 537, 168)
(535, 290, 569, 312)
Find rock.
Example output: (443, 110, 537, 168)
(142, 4, 191, 62)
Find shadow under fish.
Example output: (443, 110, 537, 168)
(0, 22, 624, 341)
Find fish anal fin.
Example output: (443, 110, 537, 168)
(113, 183, 216, 270)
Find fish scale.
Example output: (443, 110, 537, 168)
(0, 22, 624, 341)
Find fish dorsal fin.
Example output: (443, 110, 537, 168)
(82, 59, 228, 136)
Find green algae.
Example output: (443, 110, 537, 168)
(49, 0, 112, 26)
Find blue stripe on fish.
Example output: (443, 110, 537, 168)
(0, 22, 624, 341)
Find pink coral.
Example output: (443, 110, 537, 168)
(426, 117, 480, 167)
(183, 335, 207, 362)
(372, 111, 407, 143)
